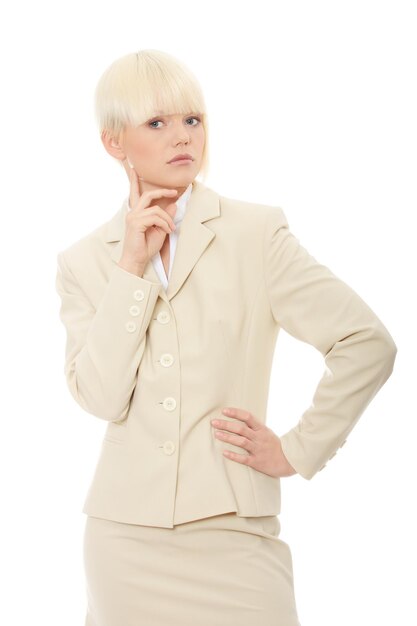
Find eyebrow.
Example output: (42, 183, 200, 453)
(152, 111, 200, 116)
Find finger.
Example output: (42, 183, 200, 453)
(221, 407, 261, 430)
(214, 430, 256, 453)
(142, 206, 176, 231)
(211, 419, 254, 439)
(134, 213, 174, 235)
(129, 165, 140, 208)
(150, 215, 174, 234)
(122, 158, 132, 179)
(143, 189, 178, 208)
(223, 449, 251, 464)
(128, 185, 178, 212)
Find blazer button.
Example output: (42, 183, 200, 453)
(133, 289, 145, 301)
(125, 321, 137, 333)
(163, 441, 175, 455)
(157, 311, 170, 324)
(129, 305, 140, 316)
(160, 353, 174, 367)
(162, 397, 177, 411)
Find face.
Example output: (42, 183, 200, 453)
(104, 112, 205, 198)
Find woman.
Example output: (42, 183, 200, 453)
(55, 49, 397, 626)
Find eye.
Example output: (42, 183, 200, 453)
(147, 115, 202, 129)
(186, 116, 202, 125)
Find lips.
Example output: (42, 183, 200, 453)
(168, 153, 193, 163)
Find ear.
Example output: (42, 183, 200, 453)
(100, 130, 127, 162)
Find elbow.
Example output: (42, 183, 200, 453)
(66, 371, 130, 422)
(380, 327, 397, 363)
(372, 325, 398, 381)
(386, 334, 398, 366)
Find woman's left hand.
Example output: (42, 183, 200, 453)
(211, 407, 298, 478)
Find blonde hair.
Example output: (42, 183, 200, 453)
(94, 49, 210, 182)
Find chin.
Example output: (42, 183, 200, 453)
(165, 171, 195, 185)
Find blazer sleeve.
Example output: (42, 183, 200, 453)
(263, 207, 397, 480)
(55, 251, 161, 422)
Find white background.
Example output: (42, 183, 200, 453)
(0, 1, 415, 624)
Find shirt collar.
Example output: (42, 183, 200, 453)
(172, 182, 193, 225)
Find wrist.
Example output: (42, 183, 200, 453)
(118, 259, 146, 277)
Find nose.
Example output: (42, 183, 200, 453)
(172, 121, 190, 144)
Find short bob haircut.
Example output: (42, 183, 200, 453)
(94, 49, 209, 182)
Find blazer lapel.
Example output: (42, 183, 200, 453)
(106, 180, 221, 302)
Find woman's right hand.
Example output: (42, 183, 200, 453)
(118, 164, 178, 276)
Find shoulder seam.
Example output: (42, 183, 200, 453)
(262, 207, 289, 323)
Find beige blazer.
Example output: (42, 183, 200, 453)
(55, 180, 397, 528)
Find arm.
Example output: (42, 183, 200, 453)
(55, 251, 161, 422)
(263, 207, 397, 480)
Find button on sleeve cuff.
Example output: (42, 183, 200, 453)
(56, 253, 161, 421)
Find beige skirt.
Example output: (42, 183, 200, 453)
(83, 511, 301, 626)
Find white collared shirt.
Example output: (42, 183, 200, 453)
(127, 182, 193, 290)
